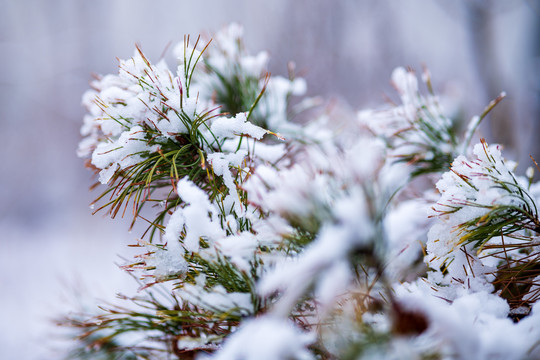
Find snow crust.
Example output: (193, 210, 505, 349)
(210, 112, 267, 140)
(202, 316, 315, 360)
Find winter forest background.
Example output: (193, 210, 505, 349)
(1, 0, 539, 358)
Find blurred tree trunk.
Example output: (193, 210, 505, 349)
(532, 6, 540, 164)
(464, 1, 515, 149)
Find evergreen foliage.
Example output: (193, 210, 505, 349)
(64, 24, 540, 360)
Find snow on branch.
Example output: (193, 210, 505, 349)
(64, 23, 540, 360)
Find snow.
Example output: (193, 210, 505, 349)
(214, 233, 258, 272)
(395, 283, 540, 360)
(392, 66, 418, 98)
(0, 216, 140, 359)
(146, 238, 188, 281)
(384, 198, 431, 281)
(210, 112, 268, 140)
(222, 138, 287, 164)
(255, 76, 307, 132)
(73, 21, 540, 359)
(155, 115, 189, 137)
(178, 283, 253, 315)
(239, 51, 270, 77)
(526, 166, 535, 180)
(92, 125, 159, 184)
(207, 151, 248, 214)
(203, 316, 315, 360)
(167, 178, 225, 252)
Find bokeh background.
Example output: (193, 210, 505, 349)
(1, 0, 539, 358)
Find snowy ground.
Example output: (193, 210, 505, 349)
(0, 213, 139, 359)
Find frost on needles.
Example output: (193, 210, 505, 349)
(64, 23, 540, 360)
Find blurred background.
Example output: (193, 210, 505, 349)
(1, 0, 538, 358)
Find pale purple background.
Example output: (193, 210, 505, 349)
(1, 0, 538, 358)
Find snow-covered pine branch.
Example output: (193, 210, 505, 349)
(64, 23, 540, 360)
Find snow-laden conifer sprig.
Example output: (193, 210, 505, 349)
(193, 23, 308, 135)
(431, 139, 540, 251)
(195, 23, 265, 119)
(70, 23, 540, 358)
(61, 285, 240, 358)
(490, 245, 540, 310)
(359, 67, 458, 177)
(81, 37, 215, 232)
(80, 37, 277, 240)
(426, 139, 540, 311)
(241, 132, 422, 357)
(360, 67, 506, 179)
(69, 24, 311, 358)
